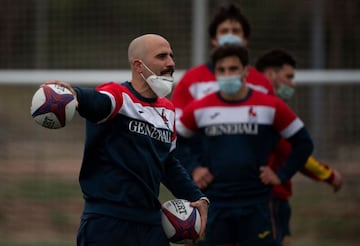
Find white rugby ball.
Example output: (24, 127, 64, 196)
(30, 84, 76, 129)
(161, 199, 201, 244)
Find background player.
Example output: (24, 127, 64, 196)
(255, 48, 343, 246)
(176, 44, 314, 246)
(172, 2, 274, 191)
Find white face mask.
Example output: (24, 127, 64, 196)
(217, 75, 243, 95)
(276, 83, 295, 101)
(218, 34, 243, 46)
(140, 62, 174, 97)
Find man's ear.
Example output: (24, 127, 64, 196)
(262, 68, 274, 81)
(242, 37, 249, 47)
(268, 69, 277, 83)
(210, 38, 219, 47)
(132, 59, 143, 73)
(243, 65, 249, 78)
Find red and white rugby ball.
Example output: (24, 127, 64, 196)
(161, 199, 201, 244)
(30, 84, 76, 129)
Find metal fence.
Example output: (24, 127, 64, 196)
(1, 0, 360, 69)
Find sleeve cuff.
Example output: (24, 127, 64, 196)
(200, 197, 210, 205)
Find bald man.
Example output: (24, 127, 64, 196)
(43, 34, 209, 246)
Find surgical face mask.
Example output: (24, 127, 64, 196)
(217, 75, 243, 95)
(140, 61, 174, 97)
(276, 83, 295, 101)
(218, 34, 243, 46)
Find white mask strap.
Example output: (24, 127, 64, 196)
(140, 61, 155, 76)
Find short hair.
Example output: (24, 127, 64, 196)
(208, 2, 251, 39)
(255, 49, 296, 72)
(210, 44, 249, 67)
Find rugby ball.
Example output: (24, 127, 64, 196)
(30, 84, 76, 129)
(161, 199, 201, 244)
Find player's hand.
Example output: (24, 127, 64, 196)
(259, 166, 281, 185)
(190, 198, 209, 241)
(43, 80, 78, 108)
(192, 167, 214, 189)
(329, 169, 343, 192)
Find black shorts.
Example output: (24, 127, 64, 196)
(203, 201, 279, 246)
(272, 198, 292, 238)
(77, 214, 170, 246)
